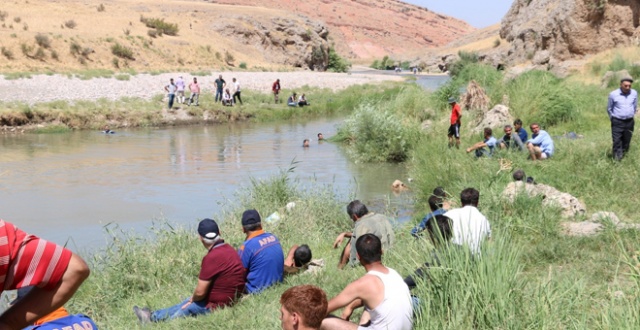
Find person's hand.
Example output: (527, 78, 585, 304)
(284, 258, 295, 267)
(181, 298, 192, 309)
(333, 233, 345, 249)
(466, 148, 472, 153)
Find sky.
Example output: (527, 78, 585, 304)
(402, 0, 514, 28)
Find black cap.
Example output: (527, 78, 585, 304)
(198, 218, 220, 239)
(241, 209, 261, 226)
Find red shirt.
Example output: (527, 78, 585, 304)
(450, 103, 461, 125)
(199, 241, 246, 309)
(0, 220, 72, 291)
(272, 81, 280, 93)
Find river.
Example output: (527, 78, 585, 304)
(0, 116, 413, 251)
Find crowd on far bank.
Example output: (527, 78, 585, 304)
(162, 75, 311, 110)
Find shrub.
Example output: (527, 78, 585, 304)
(64, 20, 76, 29)
(111, 43, 134, 60)
(20, 43, 33, 57)
(140, 16, 178, 36)
(97, 3, 105, 12)
(35, 34, 51, 49)
(50, 50, 59, 60)
(224, 50, 235, 64)
(0, 11, 7, 21)
(112, 58, 119, 68)
(147, 29, 158, 38)
(13, 17, 20, 23)
(239, 62, 247, 69)
(123, 28, 130, 36)
(334, 103, 420, 163)
(448, 50, 479, 77)
(1, 47, 14, 60)
(215, 51, 222, 61)
(493, 38, 501, 47)
(327, 47, 351, 73)
(33, 47, 46, 60)
(69, 42, 81, 55)
(23, 23, 28, 31)
(538, 87, 577, 126)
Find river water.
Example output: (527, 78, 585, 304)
(0, 116, 413, 250)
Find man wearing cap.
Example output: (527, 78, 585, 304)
(134, 218, 245, 323)
(448, 97, 462, 149)
(608, 77, 638, 161)
(238, 209, 284, 293)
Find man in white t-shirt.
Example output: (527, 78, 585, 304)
(175, 76, 186, 104)
(321, 234, 413, 330)
(444, 188, 491, 254)
(232, 78, 243, 105)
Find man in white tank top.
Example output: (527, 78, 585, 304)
(321, 234, 413, 330)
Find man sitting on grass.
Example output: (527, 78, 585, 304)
(466, 127, 498, 157)
(411, 194, 447, 238)
(321, 234, 413, 330)
(526, 122, 554, 160)
(333, 201, 395, 269)
(238, 209, 284, 293)
(133, 218, 246, 323)
(499, 124, 524, 151)
(444, 188, 491, 255)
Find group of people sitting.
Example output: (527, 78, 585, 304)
(466, 118, 555, 160)
(287, 92, 309, 107)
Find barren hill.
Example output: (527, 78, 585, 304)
(207, 0, 476, 59)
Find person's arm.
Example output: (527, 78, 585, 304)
(326, 278, 368, 315)
(182, 279, 212, 308)
(513, 134, 525, 150)
(164, 85, 169, 92)
(527, 133, 543, 145)
(0, 253, 90, 329)
(607, 94, 614, 119)
(634, 91, 638, 114)
(284, 245, 299, 267)
(466, 141, 487, 153)
(340, 299, 363, 320)
(333, 232, 352, 248)
(411, 213, 432, 237)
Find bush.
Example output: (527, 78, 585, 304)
(1, 47, 13, 60)
(33, 47, 46, 61)
(50, 50, 59, 61)
(147, 29, 158, 38)
(224, 50, 235, 64)
(20, 43, 33, 57)
(215, 51, 222, 61)
(140, 16, 178, 36)
(0, 11, 7, 21)
(239, 62, 247, 69)
(334, 103, 420, 162)
(112, 58, 119, 68)
(111, 43, 134, 60)
(64, 20, 76, 29)
(448, 50, 480, 77)
(327, 47, 351, 73)
(13, 17, 20, 23)
(69, 42, 81, 55)
(35, 34, 51, 49)
(97, 3, 105, 12)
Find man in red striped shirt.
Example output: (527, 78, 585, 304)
(0, 220, 90, 329)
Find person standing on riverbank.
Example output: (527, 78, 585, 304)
(0, 220, 91, 329)
(273, 79, 281, 104)
(448, 97, 461, 149)
(232, 78, 243, 105)
(164, 78, 177, 109)
(175, 76, 186, 104)
(608, 77, 638, 161)
(188, 77, 200, 106)
(237, 209, 284, 293)
(214, 75, 226, 103)
(133, 218, 245, 323)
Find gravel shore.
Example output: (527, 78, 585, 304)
(0, 70, 404, 105)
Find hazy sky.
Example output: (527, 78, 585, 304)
(402, 0, 514, 28)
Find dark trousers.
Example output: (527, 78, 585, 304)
(611, 117, 635, 160)
(215, 89, 223, 102)
(233, 91, 242, 104)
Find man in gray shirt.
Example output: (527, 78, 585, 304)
(607, 77, 638, 161)
(498, 124, 524, 151)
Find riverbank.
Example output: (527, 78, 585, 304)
(0, 70, 406, 132)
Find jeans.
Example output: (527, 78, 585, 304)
(233, 91, 242, 104)
(215, 89, 223, 102)
(151, 298, 210, 322)
(167, 94, 175, 109)
(611, 117, 634, 160)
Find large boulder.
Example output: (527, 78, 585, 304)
(500, 0, 640, 64)
(503, 181, 586, 218)
(473, 104, 512, 133)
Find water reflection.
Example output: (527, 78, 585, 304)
(0, 116, 411, 250)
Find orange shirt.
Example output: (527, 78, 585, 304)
(34, 307, 70, 325)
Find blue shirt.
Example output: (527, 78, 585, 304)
(527, 130, 554, 156)
(24, 314, 98, 330)
(411, 208, 446, 237)
(485, 136, 497, 155)
(608, 88, 638, 120)
(516, 127, 528, 142)
(238, 230, 284, 293)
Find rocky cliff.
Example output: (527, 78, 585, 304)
(206, 0, 476, 59)
(500, 0, 640, 65)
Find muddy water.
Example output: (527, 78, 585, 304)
(0, 116, 412, 251)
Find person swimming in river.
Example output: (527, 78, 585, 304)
(102, 125, 115, 134)
(303, 139, 310, 148)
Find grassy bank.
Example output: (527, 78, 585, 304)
(66, 164, 640, 329)
(0, 82, 404, 132)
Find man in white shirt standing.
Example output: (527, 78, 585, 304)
(444, 188, 491, 254)
(232, 78, 243, 105)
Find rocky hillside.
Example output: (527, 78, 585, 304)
(201, 0, 476, 59)
(500, 0, 640, 66)
(0, 0, 333, 73)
